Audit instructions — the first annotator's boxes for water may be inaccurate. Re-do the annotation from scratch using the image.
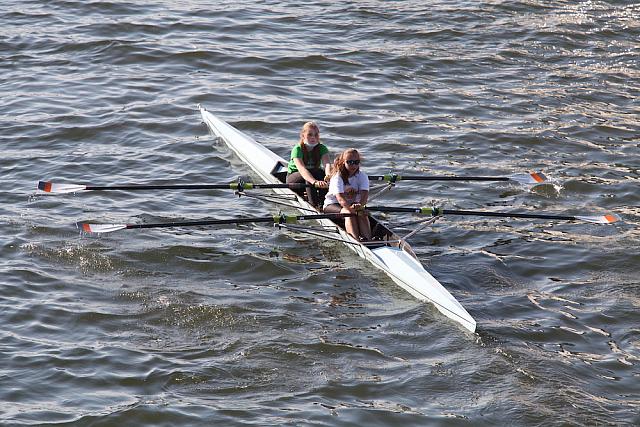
[2,1,639,425]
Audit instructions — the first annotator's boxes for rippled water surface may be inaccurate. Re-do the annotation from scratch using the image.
[2,1,640,425]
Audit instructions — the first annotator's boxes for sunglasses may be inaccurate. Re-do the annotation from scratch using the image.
[346,159,360,165]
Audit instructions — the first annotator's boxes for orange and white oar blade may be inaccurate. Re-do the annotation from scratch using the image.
[509,171,547,185]
[78,223,127,233]
[575,213,620,224]
[38,181,87,193]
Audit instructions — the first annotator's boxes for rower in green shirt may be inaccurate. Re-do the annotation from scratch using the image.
[286,121,332,208]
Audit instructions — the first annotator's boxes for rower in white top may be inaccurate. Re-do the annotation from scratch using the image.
[323,148,372,242]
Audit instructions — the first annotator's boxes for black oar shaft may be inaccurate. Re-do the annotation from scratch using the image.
[367,206,577,221]
[441,209,576,221]
[85,183,307,191]
[367,206,422,213]
[369,175,510,182]
[125,216,276,229]
[414,176,510,181]
[123,212,358,230]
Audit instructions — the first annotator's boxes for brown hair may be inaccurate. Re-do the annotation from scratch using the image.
[331,148,361,184]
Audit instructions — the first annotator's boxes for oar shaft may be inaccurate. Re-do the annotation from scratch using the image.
[366,206,616,223]
[124,212,358,229]
[367,206,423,213]
[371,206,575,220]
[84,183,307,191]
[125,216,277,229]
[369,175,510,182]
[440,209,576,221]
[38,181,309,193]
[368,172,546,184]
[80,212,360,233]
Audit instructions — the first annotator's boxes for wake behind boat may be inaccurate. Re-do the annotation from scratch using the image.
[198,105,477,333]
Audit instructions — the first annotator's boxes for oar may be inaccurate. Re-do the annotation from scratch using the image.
[368,171,547,185]
[366,206,620,224]
[78,212,358,234]
[37,181,308,194]
[40,171,546,194]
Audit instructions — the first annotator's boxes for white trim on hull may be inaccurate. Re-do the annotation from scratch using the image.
[199,105,476,333]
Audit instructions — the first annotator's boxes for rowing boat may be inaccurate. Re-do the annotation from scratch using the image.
[39,119,619,333]
[198,105,476,332]
[37,109,619,332]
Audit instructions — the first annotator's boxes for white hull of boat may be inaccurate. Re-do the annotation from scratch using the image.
[199,105,476,333]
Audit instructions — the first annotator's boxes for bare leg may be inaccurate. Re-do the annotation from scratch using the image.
[357,215,371,240]
[341,207,359,239]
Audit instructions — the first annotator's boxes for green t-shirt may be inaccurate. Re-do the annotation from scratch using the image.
[287,143,329,174]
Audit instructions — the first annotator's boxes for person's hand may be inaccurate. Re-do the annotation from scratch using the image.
[351,203,365,214]
[313,180,328,189]
[343,205,356,214]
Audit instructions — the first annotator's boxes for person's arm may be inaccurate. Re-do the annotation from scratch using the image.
[358,190,369,206]
[321,153,332,178]
[330,177,349,210]
[336,192,355,213]
[352,173,368,211]
[293,157,319,184]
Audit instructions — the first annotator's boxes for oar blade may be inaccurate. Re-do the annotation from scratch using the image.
[575,213,621,224]
[78,223,127,233]
[38,181,88,193]
[509,171,547,185]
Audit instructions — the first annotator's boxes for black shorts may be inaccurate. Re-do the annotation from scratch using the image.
[323,203,342,214]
